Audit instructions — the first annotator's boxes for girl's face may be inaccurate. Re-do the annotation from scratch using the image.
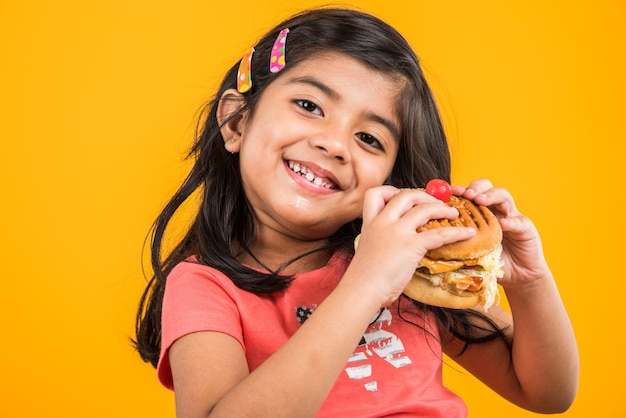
[235,52,403,245]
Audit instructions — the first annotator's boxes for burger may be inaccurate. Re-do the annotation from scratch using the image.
[354,194,504,311]
[406,195,504,310]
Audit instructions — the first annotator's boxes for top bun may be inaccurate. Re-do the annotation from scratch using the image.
[418,195,502,260]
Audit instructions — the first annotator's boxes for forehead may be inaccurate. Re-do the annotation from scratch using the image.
[271,51,406,126]
[279,51,406,92]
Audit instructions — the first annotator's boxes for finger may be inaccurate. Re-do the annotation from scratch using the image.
[500,214,536,238]
[473,187,520,218]
[418,225,478,252]
[456,178,494,199]
[362,185,401,224]
[364,188,441,227]
[399,200,462,232]
[451,185,467,196]
[381,188,441,218]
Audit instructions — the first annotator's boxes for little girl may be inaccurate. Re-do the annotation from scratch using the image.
[134,8,578,417]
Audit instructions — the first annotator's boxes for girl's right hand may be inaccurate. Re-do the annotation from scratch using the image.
[348,185,477,307]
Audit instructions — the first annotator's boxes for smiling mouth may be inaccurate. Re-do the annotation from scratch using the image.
[287,161,337,189]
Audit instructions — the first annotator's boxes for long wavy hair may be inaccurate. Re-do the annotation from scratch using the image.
[134,7,507,368]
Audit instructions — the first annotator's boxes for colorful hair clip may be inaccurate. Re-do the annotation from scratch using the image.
[237,47,255,93]
[269,28,289,73]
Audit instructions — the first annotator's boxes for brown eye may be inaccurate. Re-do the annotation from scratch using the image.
[295,99,323,116]
[357,132,383,150]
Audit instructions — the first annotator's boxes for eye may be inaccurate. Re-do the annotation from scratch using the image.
[357,132,384,151]
[295,99,323,116]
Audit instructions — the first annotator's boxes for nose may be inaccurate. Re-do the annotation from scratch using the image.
[309,131,350,163]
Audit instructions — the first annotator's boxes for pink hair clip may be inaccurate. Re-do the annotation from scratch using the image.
[269,29,289,73]
[237,47,255,93]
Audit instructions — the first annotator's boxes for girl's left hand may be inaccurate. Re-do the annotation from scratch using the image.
[452,179,550,288]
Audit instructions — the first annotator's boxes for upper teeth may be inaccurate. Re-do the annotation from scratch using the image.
[288,161,335,189]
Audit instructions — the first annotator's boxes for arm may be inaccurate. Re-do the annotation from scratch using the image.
[170,279,382,417]
[169,187,476,417]
[442,180,579,413]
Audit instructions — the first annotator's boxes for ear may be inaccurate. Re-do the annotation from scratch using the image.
[217,88,247,153]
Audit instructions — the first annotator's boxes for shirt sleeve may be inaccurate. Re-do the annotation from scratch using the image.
[156,261,243,389]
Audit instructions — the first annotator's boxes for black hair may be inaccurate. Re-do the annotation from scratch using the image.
[133,7,508,368]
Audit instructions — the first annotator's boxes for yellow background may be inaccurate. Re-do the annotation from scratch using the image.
[1,0,624,416]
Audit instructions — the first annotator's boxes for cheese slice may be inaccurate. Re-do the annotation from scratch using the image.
[418,246,502,275]
[418,257,466,274]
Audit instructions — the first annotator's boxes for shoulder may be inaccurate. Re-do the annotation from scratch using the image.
[167,257,227,282]
[165,258,239,296]
[161,259,243,332]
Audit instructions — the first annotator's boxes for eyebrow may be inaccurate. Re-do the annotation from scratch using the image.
[288,76,401,140]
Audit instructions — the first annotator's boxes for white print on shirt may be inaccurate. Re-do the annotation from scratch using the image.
[293,305,412,392]
[345,308,412,391]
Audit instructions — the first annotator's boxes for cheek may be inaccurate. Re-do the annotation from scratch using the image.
[381,151,399,185]
[361,158,397,187]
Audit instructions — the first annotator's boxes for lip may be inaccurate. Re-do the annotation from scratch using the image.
[284,159,341,194]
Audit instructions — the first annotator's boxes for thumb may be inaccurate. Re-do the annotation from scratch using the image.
[500,215,537,241]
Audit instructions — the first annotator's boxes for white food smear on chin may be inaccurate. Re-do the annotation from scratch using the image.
[292,196,306,209]
[289,195,314,209]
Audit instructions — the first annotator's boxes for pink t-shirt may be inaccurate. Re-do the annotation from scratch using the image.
[158,252,467,417]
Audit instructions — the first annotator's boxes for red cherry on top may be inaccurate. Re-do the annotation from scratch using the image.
[425,179,452,202]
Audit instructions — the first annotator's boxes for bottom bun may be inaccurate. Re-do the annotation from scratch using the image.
[403,273,481,310]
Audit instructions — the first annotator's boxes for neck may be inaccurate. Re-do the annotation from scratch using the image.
[235,235,333,274]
